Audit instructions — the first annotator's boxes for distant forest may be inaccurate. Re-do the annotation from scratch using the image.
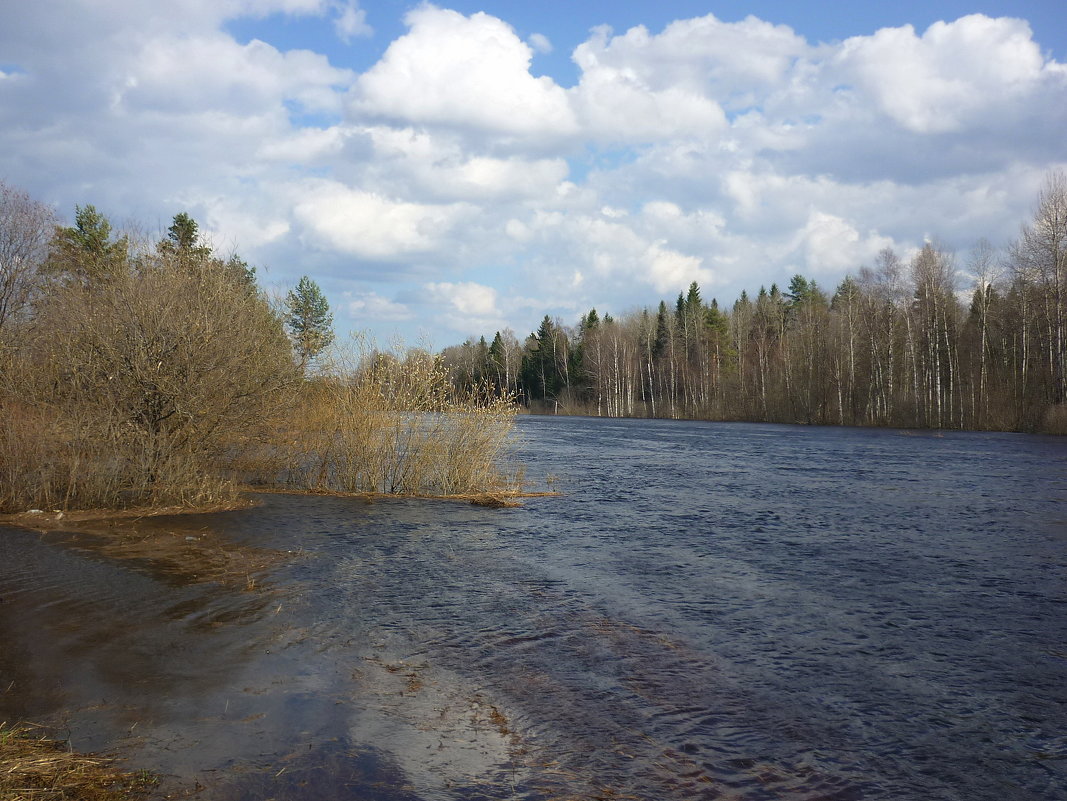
[442,172,1067,434]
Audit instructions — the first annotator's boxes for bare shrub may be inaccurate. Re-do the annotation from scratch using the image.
[0,252,299,512]
[270,343,521,496]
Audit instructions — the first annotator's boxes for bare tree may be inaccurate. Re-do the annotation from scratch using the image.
[1012,170,1067,405]
[0,181,55,336]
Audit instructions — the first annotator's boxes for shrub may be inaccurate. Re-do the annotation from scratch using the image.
[266,345,521,496]
[0,253,298,512]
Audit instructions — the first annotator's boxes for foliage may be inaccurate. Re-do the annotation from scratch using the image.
[157,211,213,264]
[45,204,128,286]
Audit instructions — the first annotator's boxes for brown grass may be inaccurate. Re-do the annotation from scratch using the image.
[0,723,156,801]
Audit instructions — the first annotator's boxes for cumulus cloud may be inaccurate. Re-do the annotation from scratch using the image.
[292,180,473,260]
[331,0,372,42]
[572,15,806,110]
[528,33,552,54]
[345,290,412,321]
[831,15,1052,134]
[791,211,894,275]
[352,6,577,140]
[423,281,507,333]
[0,4,1064,345]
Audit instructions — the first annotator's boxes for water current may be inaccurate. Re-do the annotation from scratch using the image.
[1,417,1065,800]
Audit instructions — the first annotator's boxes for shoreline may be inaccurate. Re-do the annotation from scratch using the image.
[0,486,559,533]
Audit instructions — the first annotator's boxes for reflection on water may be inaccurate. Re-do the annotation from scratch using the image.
[1,417,1066,800]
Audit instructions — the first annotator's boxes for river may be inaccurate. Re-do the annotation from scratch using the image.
[1,417,1065,800]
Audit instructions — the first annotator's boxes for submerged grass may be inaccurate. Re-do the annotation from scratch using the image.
[0,723,156,801]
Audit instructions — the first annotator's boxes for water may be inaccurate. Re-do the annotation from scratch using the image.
[1,417,1065,800]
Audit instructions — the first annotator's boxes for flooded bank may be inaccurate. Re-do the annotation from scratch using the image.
[2,417,1066,800]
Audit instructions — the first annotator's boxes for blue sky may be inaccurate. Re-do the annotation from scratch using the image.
[2,1,1066,349]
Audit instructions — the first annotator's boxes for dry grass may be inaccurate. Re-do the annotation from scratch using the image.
[0,723,156,801]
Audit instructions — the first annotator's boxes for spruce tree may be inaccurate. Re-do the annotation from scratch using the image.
[158,212,212,264]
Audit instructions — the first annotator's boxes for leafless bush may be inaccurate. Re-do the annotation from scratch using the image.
[268,343,521,496]
[0,251,299,512]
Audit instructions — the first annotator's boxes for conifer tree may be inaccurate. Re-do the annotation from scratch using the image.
[284,275,334,365]
[158,212,212,264]
[47,204,128,285]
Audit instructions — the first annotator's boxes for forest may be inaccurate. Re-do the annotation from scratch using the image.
[443,172,1067,434]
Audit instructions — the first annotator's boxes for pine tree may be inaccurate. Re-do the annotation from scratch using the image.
[158,212,212,264]
[284,275,334,365]
[47,204,128,285]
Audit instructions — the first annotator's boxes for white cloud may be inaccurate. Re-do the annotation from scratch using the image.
[572,15,806,103]
[423,281,507,333]
[352,6,577,140]
[345,290,412,321]
[292,180,473,260]
[425,281,499,317]
[116,35,352,116]
[528,33,552,54]
[332,0,372,42]
[0,4,1064,347]
[257,126,348,162]
[792,211,894,275]
[831,15,1054,134]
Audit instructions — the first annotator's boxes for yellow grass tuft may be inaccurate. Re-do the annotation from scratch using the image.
[0,723,156,801]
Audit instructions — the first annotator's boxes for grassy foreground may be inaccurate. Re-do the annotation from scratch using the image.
[0,724,157,801]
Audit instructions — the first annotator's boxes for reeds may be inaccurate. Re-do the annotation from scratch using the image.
[257,345,522,497]
[0,723,155,800]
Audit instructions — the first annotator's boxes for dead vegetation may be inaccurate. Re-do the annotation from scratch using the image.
[0,723,156,801]
[0,242,298,514]
[0,195,525,517]
[241,343,523,499]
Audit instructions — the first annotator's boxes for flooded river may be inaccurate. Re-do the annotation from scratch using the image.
[1,417,1066,800]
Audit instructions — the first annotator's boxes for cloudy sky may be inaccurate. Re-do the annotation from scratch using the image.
[2,1,1065,347]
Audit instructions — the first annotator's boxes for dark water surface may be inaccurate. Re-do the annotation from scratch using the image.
[2,418,1066,800]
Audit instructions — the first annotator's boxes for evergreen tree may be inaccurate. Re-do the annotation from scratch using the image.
[653,300,670,358]
[487,331,506,390]
[685,281,702,311]
[222,253,257,292]
[47,204,128,285]
[284,275,334,364]
[522,315,565,402]
[582,308,600,331]
[158,212,212,264]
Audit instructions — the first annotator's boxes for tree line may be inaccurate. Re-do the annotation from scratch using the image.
[443,172,1067,433]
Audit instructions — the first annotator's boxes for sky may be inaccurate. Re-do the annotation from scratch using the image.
[2,1,1066,349]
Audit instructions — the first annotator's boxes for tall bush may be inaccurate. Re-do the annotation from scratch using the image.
[271,345,520,496]
[0,250,298,512]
